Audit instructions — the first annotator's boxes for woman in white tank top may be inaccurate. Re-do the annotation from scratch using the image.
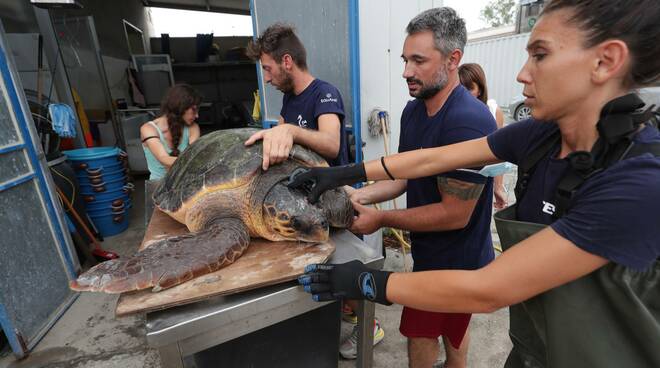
[459,63,507,209]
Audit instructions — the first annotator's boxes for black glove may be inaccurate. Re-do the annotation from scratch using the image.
[298,260,392,305]
[287,163,366,203]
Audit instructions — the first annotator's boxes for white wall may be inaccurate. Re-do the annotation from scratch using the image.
[358,0,442,208]
[359,0,444,160]
[360,0,443,207]
[462,33,530,113]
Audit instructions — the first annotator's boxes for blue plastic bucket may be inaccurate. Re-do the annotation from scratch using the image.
[79,176,129,194]
[89,208,130,237]
[75,163,126,179]
[76,167,128,185]
[64,147,127,171]
[64,147,119,160]
[85,197,132,212]
[81,183,133,203]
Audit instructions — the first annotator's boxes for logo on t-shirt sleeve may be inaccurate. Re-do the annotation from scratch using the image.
[320,92,338,103]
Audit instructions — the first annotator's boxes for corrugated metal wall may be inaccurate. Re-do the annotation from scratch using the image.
[463,32,530,112]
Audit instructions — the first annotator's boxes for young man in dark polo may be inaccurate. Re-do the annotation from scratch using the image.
[245,23,384,359]
[245,23,349,169]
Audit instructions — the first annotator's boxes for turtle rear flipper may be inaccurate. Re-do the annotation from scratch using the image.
[69,219,249,293]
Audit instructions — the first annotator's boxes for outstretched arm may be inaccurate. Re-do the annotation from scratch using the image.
[300,227,608,312]
[289,136,499,203]
[386,227,608,313]
[346,180,407,205]
[366,136,498,181]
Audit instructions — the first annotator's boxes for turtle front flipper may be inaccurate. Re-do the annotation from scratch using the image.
[70,219,249,293]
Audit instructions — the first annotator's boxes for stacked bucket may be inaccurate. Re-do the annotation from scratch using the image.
[63,147,133,237]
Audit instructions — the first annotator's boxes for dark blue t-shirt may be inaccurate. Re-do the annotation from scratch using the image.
[280,79,350,166]
[488,118,660,271]
[399,85,497,271]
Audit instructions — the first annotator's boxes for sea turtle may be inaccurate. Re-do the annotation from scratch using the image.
[70,128,353,293]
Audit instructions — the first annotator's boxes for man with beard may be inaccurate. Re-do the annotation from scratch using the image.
[245,23,349,170]
[345,8,496,368]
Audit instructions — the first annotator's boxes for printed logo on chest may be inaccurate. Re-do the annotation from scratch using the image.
[541,201,556,215]
[297,114,308,128]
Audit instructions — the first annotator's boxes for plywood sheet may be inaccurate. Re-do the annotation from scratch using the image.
[115,209,334,316]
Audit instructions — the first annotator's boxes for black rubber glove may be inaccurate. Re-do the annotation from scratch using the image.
[298,260,392,305]
[287,163,366,203]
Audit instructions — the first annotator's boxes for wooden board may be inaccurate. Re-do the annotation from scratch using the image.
[115,209,334,316]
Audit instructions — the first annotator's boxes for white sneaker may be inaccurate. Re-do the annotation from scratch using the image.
[339,319,385,359]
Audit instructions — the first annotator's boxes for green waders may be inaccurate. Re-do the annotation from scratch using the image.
[494,205,660,368]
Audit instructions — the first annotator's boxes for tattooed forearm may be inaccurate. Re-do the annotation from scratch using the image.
[437,177,484,200]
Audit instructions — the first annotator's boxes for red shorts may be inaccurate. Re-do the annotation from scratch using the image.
[399,306,472,349]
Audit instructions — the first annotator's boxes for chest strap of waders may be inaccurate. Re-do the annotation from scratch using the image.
[515,94,660,219]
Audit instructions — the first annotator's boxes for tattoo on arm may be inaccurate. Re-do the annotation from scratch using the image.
[437,177,485,201]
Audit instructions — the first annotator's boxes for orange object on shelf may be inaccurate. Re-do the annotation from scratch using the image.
[71,88,95,147]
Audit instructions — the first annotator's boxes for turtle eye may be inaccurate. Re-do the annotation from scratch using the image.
[291,217,302,230]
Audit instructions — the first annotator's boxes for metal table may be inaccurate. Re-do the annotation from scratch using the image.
[146,230,384,368]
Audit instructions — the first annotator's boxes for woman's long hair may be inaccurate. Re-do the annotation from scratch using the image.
[160,84,202,156]
[458,63,488,104]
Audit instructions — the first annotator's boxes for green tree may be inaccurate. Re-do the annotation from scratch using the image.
[480,0,517,27]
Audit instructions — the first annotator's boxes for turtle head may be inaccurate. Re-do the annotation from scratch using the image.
[317,188,353,228]
[262,182,329,242]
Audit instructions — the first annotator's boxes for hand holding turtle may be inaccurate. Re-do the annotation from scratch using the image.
[245,124,295,170]
[287,163,367,203]
[349,201,384,235]
[298,260,392,305]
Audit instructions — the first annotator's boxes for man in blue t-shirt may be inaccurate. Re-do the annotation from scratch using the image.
[347,8,496,368]
[245,22,366,358]
[245,23,349,169]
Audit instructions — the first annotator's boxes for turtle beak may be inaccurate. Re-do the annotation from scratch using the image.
[291,216,329,242]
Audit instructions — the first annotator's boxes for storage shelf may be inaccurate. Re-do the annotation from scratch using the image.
[172,61,255,68]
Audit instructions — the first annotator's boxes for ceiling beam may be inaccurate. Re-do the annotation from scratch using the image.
[143,1,249,15]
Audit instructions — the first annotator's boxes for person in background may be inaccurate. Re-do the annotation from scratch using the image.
[140,83,201,180]
[293,1,660,367]
[459,63,508,209]
[244,23,375,360]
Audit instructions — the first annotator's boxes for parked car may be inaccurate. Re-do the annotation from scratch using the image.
[507,85,660,121]
[507,95,532,121]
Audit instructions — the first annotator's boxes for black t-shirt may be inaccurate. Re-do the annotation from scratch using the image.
[280,79,350,166]
[399,85,497,271]
[488,119,660,270]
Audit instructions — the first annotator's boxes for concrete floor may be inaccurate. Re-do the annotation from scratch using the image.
[1,175,514,368]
